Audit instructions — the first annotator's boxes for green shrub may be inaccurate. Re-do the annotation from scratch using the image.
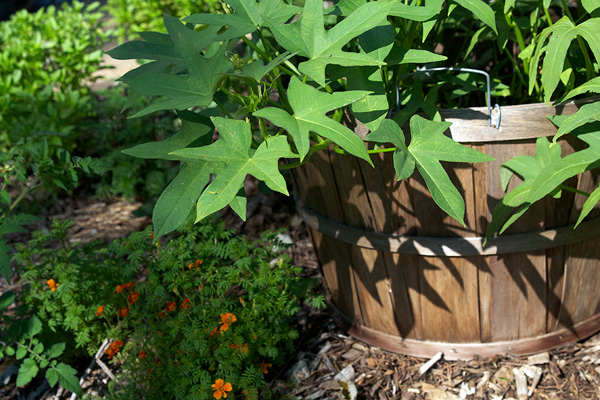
[0,0,110,150]
[106,222,322,400]
[104,0,222,42]
[2,219,321,398]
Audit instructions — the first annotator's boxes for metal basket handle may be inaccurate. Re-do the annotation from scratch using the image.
[395,67,501,129]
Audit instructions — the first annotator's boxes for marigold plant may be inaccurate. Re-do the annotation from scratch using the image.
[107,220,323,399]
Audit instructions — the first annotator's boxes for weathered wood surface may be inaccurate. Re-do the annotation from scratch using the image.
[293,99,600,358]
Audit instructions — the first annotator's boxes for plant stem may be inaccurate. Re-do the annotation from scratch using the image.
[279,140,332,170]
[213,98,234,119]
[258,118,269,140]
[558,184,590,197]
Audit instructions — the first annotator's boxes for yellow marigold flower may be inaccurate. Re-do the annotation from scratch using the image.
[46,279,59,291]
[211,379,232,399]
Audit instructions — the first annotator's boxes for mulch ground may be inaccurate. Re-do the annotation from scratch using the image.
[2,179,600,399]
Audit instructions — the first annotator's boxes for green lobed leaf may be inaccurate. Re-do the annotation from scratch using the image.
[16,347,27,360]
[575,185,600,227]
[387,0,444,21]
[451,0,497,34]
[553,102,600,143]
[385,48,448,66]
[121,15,232,116]
[16,358,39,387]
[367,117,493,224]
[254,76,372,163]
[538,17,600,103]
[526,128,600,205]
[266,0,393,86]
[24,316,43,338]
[225,52,295,83]
[123,111,214,160]
[152,161,216,240]
[185,0,300,39]
[170,118,297,222]
[557,77,600,103]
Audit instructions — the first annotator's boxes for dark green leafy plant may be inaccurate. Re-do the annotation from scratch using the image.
[106,221,322,399]
[0,138,106,280]
[104,0,222,42]
[0,0,110,150]
[107,0,599,241]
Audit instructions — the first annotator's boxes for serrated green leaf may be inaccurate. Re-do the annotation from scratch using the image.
[170,118,297,222]
[267,0,392,85]
[123,111,213,160]
[47,343,66,359]
[367,117,493,224]
[452,0,497,34]
[554,102,600,142]
[16,358,38,387]
[46,368,59,387]
[153,161,215,240]
[254,76,372,163]
[54,363,83,396]
[25,316,43,338]
[32,342,44,354]
[575,185,600,227]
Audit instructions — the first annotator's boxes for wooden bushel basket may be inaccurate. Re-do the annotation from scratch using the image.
[292,99,600,360]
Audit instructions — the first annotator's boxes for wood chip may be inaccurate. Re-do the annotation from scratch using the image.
[419,352,443,377]
[527,352,550,365]
[513,367,528,400]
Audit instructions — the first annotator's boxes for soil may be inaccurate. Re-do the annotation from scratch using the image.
[2,179,600,399]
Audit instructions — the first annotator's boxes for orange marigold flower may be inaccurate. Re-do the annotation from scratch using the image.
[114,284,125,294]
[95,305,105,316]
[157,311,166,319]
[46,279,59,291]
[118,307,129,317]
[105,340,124,359]
[229,343,249,353]
[219,312,237,332]
[188,259,203,270]
[259,362,272,374]
[149,232,154,239]
[166,301,177,313]
[127,291,140,305]
[180,298,192,310]
[138,350,147,359]
[208,326,219,338]
[124,282,135,290]
[211,379,232,399]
